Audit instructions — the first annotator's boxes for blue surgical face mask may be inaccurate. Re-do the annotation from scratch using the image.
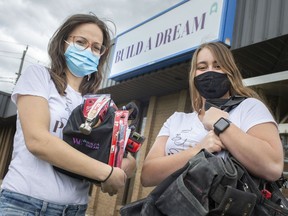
[64,44,99,77]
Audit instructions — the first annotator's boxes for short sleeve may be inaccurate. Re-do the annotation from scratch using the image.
[231,98,277,133]
[11,64,51,104]
[157,112,177,137]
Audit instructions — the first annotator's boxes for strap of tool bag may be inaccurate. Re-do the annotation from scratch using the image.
[205,95,247,112]
[231,156,288,215]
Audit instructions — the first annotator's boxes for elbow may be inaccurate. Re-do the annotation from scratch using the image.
[140,170,148,187]
[141,161,163,187]
[140,175,150,187]
[263,162,284,182]
[140,165,152,187]
[25,139,42,156]
[141,176,152,188]
[24,134,48,157]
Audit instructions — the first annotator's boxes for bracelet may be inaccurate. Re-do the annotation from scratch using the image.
[102,166,113,183]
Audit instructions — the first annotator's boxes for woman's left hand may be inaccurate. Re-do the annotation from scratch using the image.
[202,107,229,131]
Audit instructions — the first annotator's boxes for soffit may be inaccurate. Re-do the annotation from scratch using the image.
[99,35,288,104]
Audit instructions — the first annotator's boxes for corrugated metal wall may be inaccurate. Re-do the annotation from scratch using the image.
[0,91,16,119]
[0,123,15,179]
[232,0,288,49]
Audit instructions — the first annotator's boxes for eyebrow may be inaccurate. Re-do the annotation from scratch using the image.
[197,60,218,65]
[196,61,207,65]
[76,35,102,45]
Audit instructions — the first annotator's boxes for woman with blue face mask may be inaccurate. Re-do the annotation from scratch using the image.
[0,14,136,215]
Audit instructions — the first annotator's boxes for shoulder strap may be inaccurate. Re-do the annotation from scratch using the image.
[220,95,247,112]
[204,95,247,112]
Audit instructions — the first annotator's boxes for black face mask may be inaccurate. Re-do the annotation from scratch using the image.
[194,71,231,99]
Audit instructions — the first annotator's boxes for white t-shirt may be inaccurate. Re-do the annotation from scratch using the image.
[1,64,90,204]
[158,98,277,157]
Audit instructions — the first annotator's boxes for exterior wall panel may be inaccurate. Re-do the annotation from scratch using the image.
[232,0,288,49]
[0,123,15,179]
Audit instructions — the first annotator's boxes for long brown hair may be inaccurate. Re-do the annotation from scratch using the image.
[189,42,261,112]
[48,14,113,96]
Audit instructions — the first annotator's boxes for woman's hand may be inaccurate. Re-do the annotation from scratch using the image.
[202,107,229,131]
[196,130,226,153]
[100,167,127,196]
[121,153,137,178]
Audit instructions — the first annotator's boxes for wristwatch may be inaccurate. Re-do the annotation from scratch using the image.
[213,117,231,136]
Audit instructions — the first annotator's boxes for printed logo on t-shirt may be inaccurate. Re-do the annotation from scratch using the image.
[167,128,196,155]
[53,117,67,133]
[51,95,73,134]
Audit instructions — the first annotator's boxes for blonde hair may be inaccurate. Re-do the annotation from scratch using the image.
[189,42,260,112]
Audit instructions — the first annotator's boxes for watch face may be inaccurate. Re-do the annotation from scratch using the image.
[214,117,231,136]
[216,118,230,131]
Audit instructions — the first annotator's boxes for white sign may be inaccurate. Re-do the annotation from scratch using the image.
[109,0,236,81]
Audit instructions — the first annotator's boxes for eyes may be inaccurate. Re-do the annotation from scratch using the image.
[196,63,222,71]
[68,36,106,56]
[74,37,104,55]
[75,38,101,52]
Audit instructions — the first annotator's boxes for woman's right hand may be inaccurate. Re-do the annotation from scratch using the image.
[196,130,225,153]
[100,167,127,196]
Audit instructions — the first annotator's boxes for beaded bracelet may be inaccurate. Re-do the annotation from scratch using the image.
[102,166,114,183]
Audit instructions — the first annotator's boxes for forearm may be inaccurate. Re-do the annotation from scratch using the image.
[141,145,202,187]
[219,123,283,181]
[26,131,112,182]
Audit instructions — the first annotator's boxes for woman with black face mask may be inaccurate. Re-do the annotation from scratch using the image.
[141,42,283,188]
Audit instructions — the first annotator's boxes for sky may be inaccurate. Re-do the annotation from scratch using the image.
[0,0,183,93]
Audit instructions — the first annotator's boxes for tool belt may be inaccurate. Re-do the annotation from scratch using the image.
[121,149,288,216]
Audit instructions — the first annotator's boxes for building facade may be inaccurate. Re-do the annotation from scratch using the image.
[1,0,288,215]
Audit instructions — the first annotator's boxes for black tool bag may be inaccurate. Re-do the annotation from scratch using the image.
[120,149,288,216]
[54,100,139,184]
[120,160,191,216]
[231,157,288,216]
[54,104,116,183]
